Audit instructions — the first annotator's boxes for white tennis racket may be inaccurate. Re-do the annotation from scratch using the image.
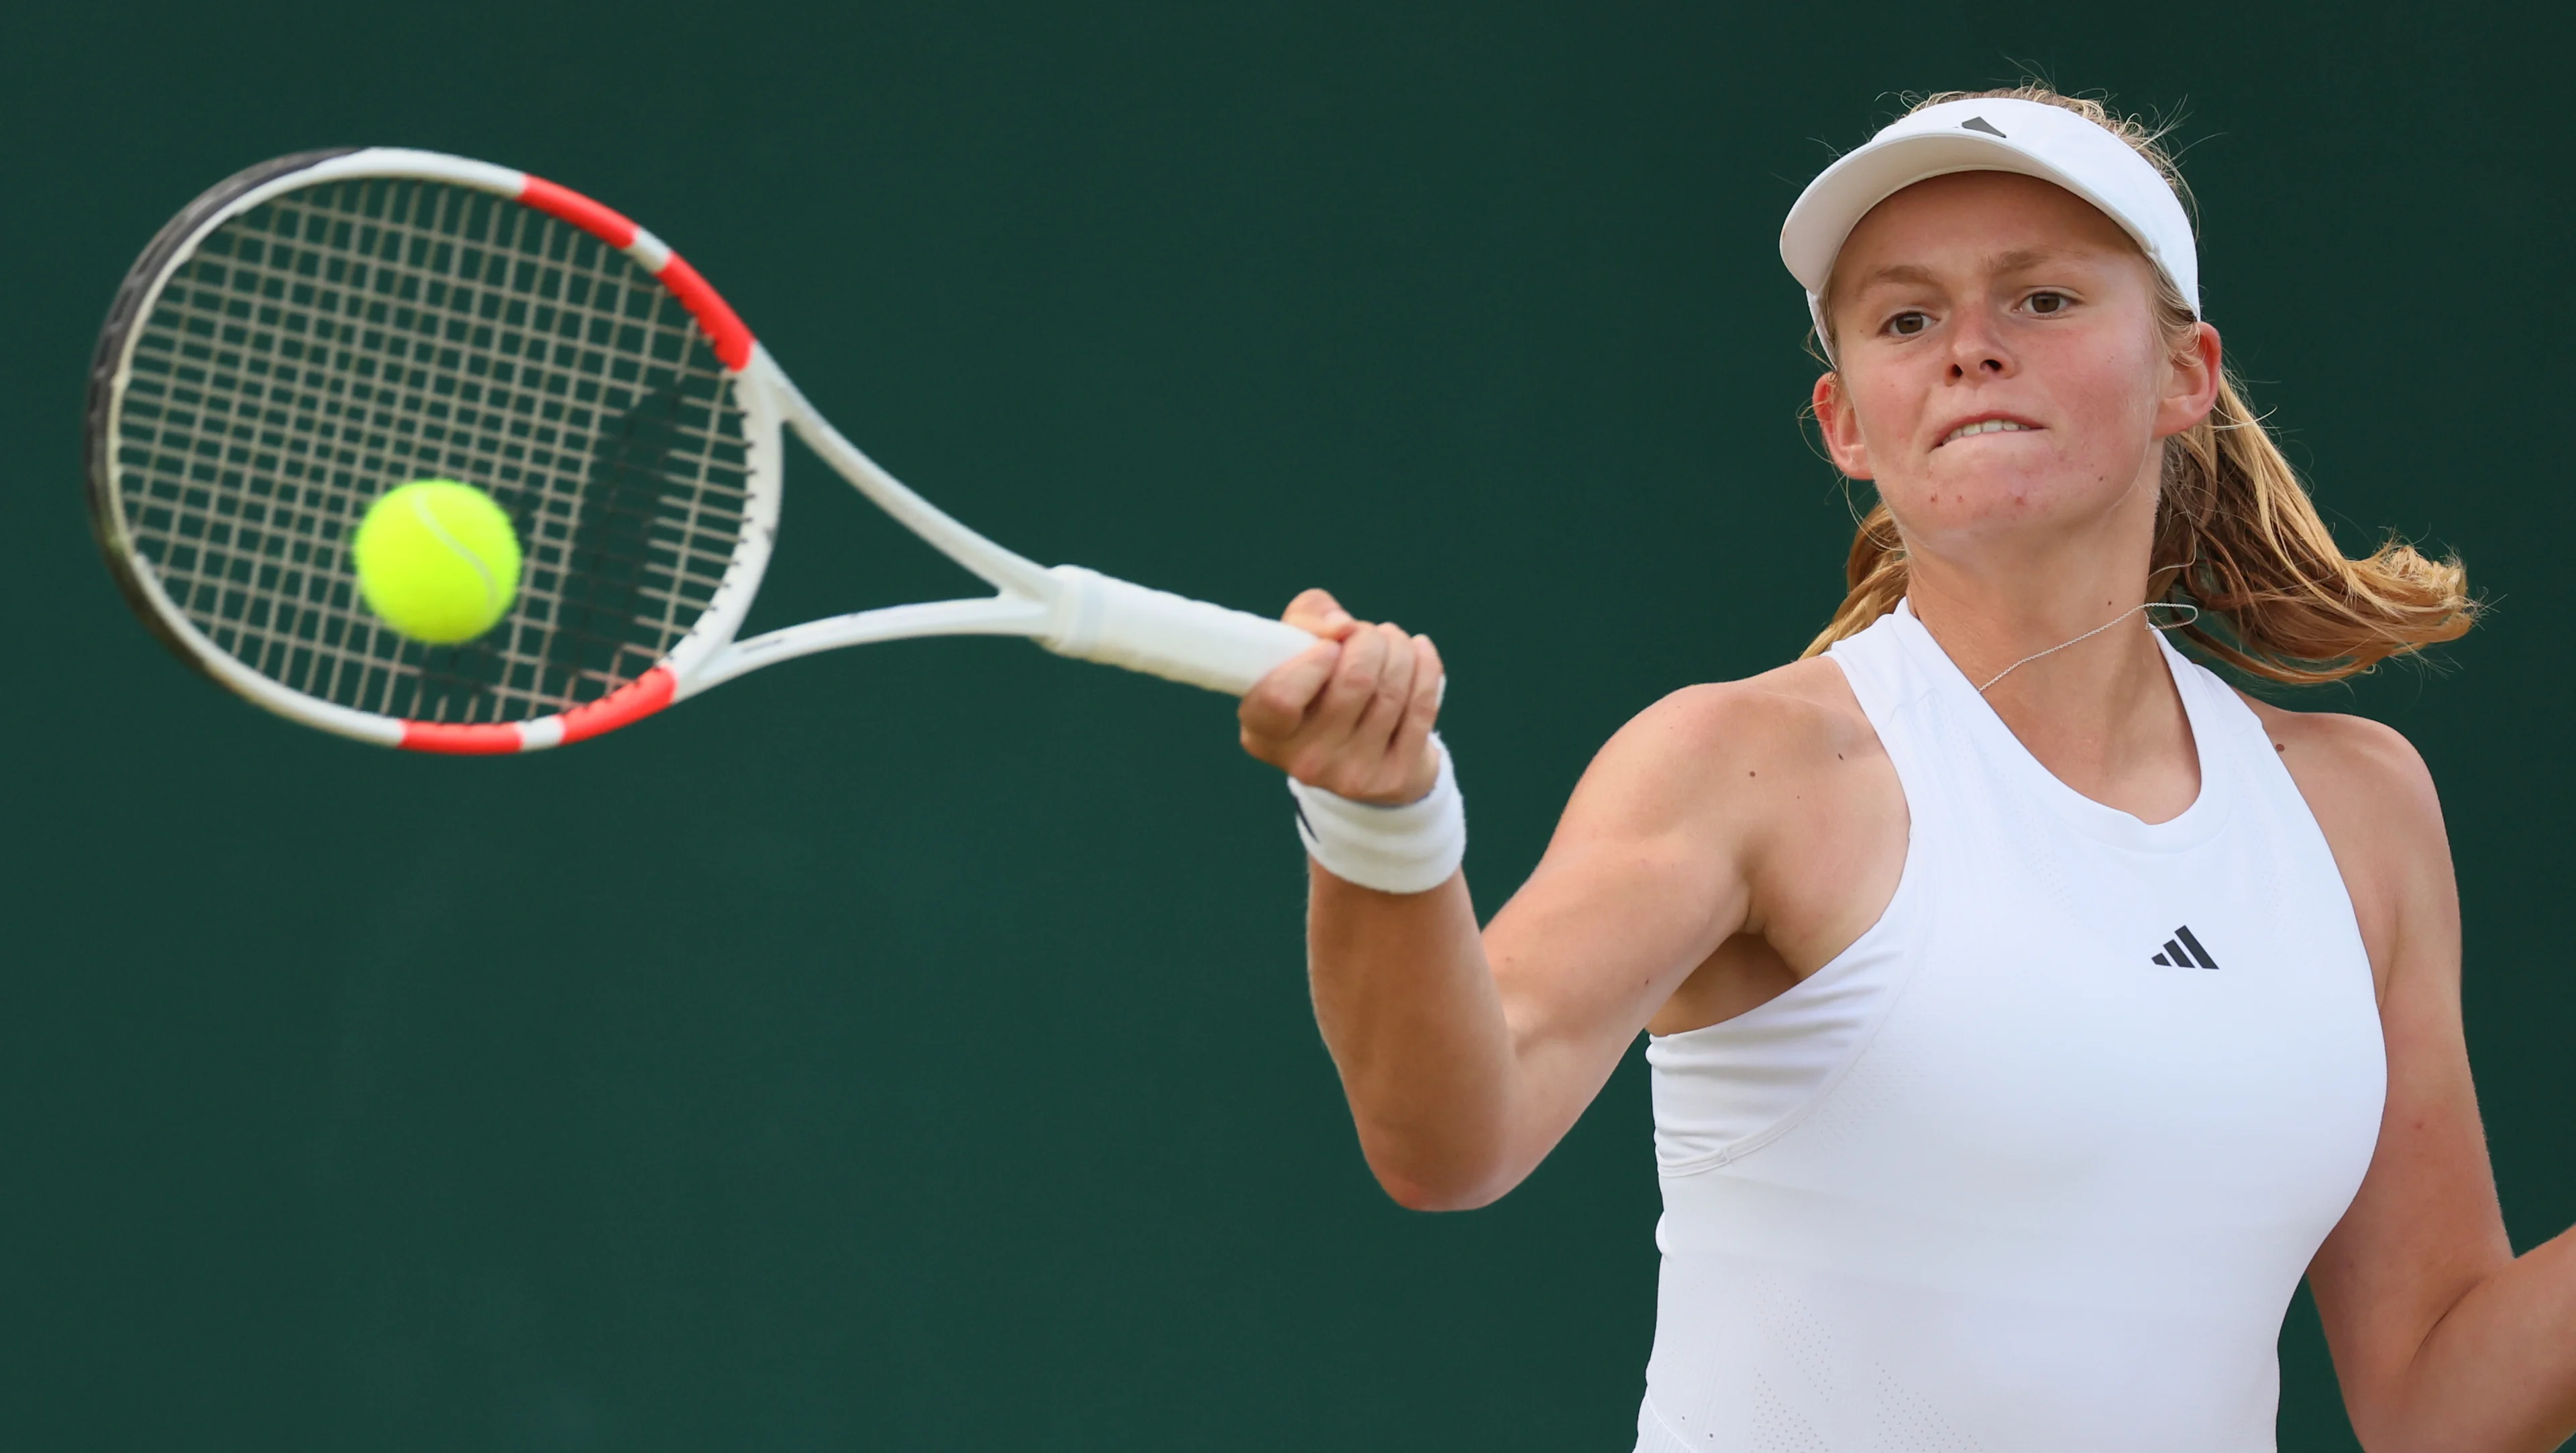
[86,148,1318,753]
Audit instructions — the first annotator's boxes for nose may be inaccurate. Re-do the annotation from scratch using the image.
[1946,307,2015,381]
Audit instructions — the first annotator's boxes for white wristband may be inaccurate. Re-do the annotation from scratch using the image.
[1287,734,1466,894]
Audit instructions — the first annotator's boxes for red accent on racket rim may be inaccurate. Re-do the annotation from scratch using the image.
[517,175,639,248]
[556,667,678,745]
[653,254,754,371]
[399,719,525,755]
[517,174,755,372]
[396,667,678,754]
[513,175,752,368]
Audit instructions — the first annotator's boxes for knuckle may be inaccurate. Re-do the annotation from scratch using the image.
[1376,657,1415,700]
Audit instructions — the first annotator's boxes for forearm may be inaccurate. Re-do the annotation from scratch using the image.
[2361,1229,2576,1452]
[1240,599,1736,1213]
[1305,865,1523,1210]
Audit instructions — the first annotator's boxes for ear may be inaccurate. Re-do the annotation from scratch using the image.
[1813,372,1874,479]
[2154,321,2223,438]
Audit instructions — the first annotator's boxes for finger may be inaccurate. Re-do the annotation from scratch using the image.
[1347,623,1419,763]
[1282,588,1359,640]
[1385,635,1444,800]
[1238,637,1342,747]
[1320,626,1413,798]
[1288,625,1391,779]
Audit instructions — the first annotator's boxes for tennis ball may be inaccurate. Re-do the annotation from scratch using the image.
[350,480,522,645]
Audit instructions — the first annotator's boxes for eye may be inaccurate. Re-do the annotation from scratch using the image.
[2026,291,2071,315]
[1885,310,1931,337]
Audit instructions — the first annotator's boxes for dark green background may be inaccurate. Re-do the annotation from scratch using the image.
[5,3,2567,1449]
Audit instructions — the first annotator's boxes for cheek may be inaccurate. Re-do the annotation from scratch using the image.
[1843,374,1923,453]
[2049,338,2168,442]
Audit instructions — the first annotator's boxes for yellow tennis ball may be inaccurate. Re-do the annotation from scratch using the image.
[351,480,522,645]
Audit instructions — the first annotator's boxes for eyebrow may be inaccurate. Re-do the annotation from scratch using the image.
[1849,246,2096,292]
[1854,262,1940,290]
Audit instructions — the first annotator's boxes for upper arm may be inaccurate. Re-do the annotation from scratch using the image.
[1482,686,1764,1057]
[2263,705,2510,1433]
[1477,665,1887,1137]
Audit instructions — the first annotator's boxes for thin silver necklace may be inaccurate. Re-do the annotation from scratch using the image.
[1975,602,2200,694]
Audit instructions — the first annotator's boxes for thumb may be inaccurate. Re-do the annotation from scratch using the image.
[1283,588,1359,640]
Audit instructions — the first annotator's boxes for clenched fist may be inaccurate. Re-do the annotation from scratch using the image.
[1237,588,1444,805]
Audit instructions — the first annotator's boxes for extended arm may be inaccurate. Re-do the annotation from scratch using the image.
[1239,592,1803,1211]
[1299,735,1755,1209]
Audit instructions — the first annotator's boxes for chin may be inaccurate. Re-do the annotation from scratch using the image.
[1887,468,2137,544]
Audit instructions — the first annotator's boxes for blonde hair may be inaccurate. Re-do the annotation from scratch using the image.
[1800,85,2475,684]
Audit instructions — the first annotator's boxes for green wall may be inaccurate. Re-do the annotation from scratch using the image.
[5,4,2567,1449]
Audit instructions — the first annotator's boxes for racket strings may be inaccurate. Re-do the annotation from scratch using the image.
[113,176,753,724]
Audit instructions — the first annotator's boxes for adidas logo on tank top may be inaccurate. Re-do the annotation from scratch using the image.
[2151,925,2221,969]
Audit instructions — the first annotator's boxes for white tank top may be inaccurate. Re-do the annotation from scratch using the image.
[1633,602,2385,1453]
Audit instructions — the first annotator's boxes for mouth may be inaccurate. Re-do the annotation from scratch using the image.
[1936,417,2042,447]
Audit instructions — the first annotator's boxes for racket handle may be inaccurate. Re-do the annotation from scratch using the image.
[1042,566,1318,696]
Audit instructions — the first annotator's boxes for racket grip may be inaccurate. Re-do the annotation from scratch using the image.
[1042,566,1318,696]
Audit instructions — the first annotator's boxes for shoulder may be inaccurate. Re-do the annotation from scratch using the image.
[2238,692,2454,991]
[1565,656,1885,837]
[1605,656,1877,778]
[2239,693,2443,832]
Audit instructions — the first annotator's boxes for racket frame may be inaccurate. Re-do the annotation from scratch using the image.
[89,148,1313,754]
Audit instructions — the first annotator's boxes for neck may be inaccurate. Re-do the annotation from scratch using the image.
[1902,549,2199,822]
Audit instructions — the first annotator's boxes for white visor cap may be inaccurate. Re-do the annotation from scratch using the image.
[1781,97,2199,362]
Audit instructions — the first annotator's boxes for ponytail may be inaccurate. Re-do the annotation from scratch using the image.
[2141,355,2474,684]
[1805,500,1909,660]
[1799,86,2476,682]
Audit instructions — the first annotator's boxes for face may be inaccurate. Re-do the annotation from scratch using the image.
[1812,171,2218,571]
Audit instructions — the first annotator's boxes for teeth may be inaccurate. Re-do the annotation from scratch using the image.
[1943,419,2035,443]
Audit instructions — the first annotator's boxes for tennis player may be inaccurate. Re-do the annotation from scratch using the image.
[1237,87,2569,1450]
